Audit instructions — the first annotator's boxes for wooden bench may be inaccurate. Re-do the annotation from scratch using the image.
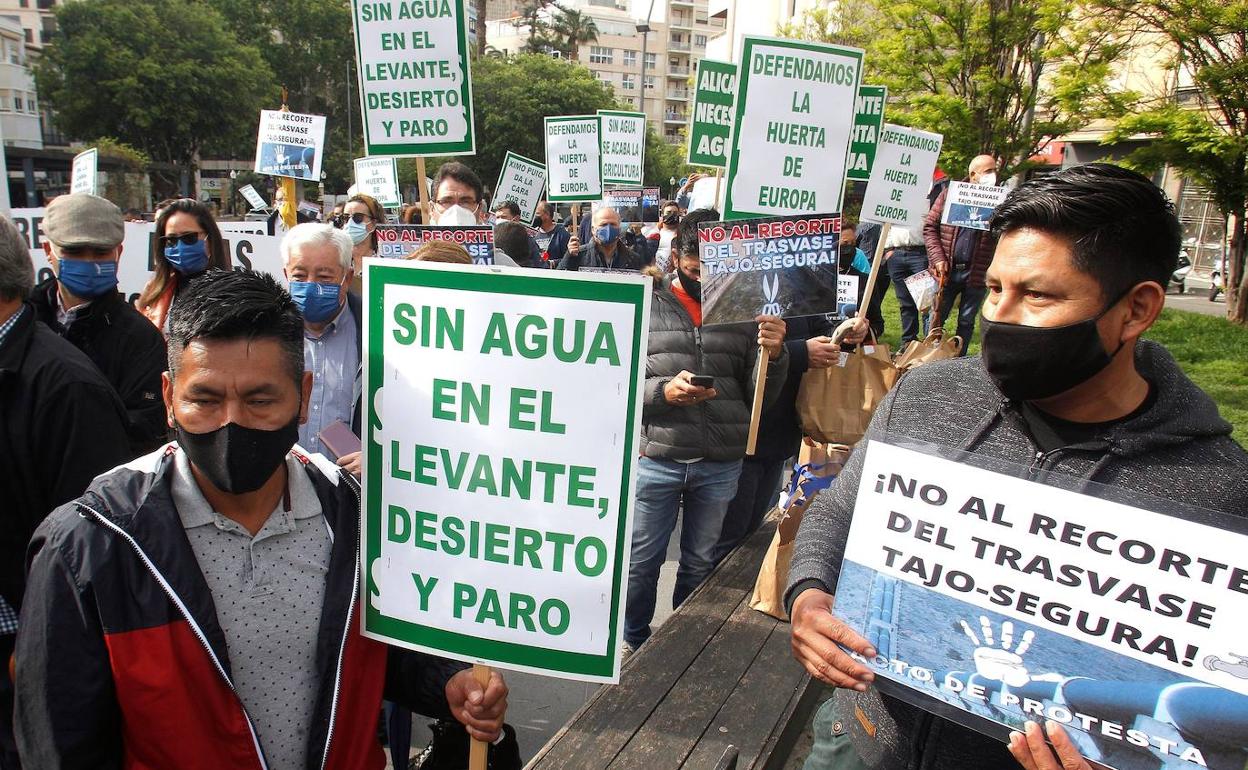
[526,522,821,769]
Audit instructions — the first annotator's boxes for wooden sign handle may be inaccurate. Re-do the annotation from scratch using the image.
[858,222,892,320]
[745,343,768,456]
[417,157,432,223]
[468,664,492,770]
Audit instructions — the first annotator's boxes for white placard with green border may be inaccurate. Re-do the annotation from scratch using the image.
[686,59,736,168]
[597,110,646,186]
[847,84,887,181]
[493,152,547,222]
[71,148,98,196]
[361,260,651,682]
[544,115,603,203]
[723,36,863,220]
[350,0,475,156]
[860,123,943,230]
[354,156,402,208]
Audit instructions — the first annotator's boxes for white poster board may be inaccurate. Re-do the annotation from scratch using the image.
[597,110,646,186]
[354,156,402,208]
[941,181,1010,231]
[544,116,603,203]
[860,123,943,230]
[493,152,547,222]
[239,184,268,211]
[71,148,98,196]
[254,110,327,182]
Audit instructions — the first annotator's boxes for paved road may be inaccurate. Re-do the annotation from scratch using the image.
[1164,288,1228,318]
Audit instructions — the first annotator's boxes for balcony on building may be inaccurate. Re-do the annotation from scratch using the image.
[666,87,689,100]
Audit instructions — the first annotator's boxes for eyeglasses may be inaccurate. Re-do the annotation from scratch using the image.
[159,232,203,247]
[331,212,374,228]
[434,196,479,209]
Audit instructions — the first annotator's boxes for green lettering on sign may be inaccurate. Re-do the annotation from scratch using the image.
[847,85,888,181]
[687,59,737,168]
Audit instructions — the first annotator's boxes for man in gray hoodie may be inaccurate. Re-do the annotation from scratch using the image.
[786,163,1248,770]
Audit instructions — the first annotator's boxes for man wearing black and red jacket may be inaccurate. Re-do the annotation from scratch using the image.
[14,269,509,770]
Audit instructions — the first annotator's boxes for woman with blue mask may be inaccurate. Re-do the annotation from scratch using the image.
[138,198,229,333]
[334,193,385,293]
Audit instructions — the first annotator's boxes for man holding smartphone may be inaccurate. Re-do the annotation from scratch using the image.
[623,208,789,654]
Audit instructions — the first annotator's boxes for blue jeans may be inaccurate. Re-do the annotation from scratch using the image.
[886,248,929,344]
[936,266,986,354]
[624,456,743,647]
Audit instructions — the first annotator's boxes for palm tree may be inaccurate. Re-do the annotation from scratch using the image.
[550,7,598,62]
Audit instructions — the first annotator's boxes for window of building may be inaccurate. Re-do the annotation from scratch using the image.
[13,95,21,111]
[622,73,636,90]
[589,46,613,64]
[26,98,35,112]
[695,34,707,47]
[644,75,655,91]
[23,29,31,44]
[1177,179,1227,275]
[645,52,657,70]
[623,49,637,67]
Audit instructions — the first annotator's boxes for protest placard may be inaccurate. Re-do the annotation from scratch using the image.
[859,123,943,230]
[12,208,286,302]
[354,156,402,208]
[687,59,736,168]
[594,187,660,223]
[71,148,98,196]
[350,0,475,156]
[376,223,494,265]
[239,184,268,211]
[598,110,646,186]
[834,440,1248,770]
[941,181,1010,231]
[493,152,547,222]
[361,260,650,681]
[846,85,887,181]
[254,109,327,182]
[545,116,603,203]
[723,36,863,220]
[697,213,859,326]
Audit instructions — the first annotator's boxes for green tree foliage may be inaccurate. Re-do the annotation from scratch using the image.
[781,0,1131,179]
[1096,0,1248,323]
[547,8,599,61]
[34,0,275,173]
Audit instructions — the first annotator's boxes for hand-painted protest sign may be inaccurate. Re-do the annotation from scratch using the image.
[254,110,326,182]
[239,184,268,211]
[860,123,943,230]
[594,187,660,223]
[687,59,736,168]
[361,260,651,681]
[376,223,494,265]
[847,85,887,181]
[698,213,862,325]
[12,208,286,302]
[350,0,475,156]
[71,148,98,196]
[545,116,603,203]
[598,110,646,186]
[354,156,402,208]
[494,152,547,222]
[834,440,1248,770]
[723,36,863,220]
[941,181,1009,231]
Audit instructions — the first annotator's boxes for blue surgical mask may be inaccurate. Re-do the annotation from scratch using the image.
[58,257,118,299]
[346,218,371,245]
[595,224,621,245]
[289,280,343,323]
[163,238,209,275]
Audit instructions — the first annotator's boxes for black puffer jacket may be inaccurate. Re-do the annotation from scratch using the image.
[641,274,789,460]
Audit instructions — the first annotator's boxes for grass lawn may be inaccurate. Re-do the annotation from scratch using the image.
[870,290,1248,445]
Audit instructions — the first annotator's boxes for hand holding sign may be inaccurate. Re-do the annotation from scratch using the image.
[445,668,509,742]
[790,588,877,692]
[1010,721,1099,770]
[756,314,786,360]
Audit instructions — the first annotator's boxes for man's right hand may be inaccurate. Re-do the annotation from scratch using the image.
[932,259,948,279]
[663,370,716,406]
[806,336,840,369]
[568,234,580,256]
[790,588,878,691]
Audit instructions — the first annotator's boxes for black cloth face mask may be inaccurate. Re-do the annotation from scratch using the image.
[676,266,701,302]
[175,416,300,494]
[980,294,1128,402]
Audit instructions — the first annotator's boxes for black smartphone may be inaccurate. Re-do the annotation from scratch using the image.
[690,375,714,388]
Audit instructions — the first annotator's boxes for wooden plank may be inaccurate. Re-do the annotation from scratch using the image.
[757,675,824,770]
[527,524,776,769]
[679,623,809,769]
[605,565,779,767]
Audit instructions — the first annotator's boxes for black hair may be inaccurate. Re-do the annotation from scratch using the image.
[143,198,230,310]
[991,163,1181,301]
[432,161,484,203]
[494,221,534,267]
[493,200,521,218]
[168,269,304,386]
[674,207,719,259]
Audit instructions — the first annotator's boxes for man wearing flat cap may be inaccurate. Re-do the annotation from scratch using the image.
[29,194,168,454]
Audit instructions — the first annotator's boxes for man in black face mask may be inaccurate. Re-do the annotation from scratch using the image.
[16,269,512,769]
[785,163,1248,770]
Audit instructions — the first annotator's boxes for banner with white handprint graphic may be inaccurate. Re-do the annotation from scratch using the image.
[697,213,859,326]
[941,181,1009,231]
[833,440,1248,770]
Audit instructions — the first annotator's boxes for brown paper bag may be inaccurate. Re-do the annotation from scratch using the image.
[796,343,899,445]
[895,328,963,371]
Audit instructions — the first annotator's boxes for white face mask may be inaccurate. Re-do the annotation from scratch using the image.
[978,172,997,187]
[435,204,478,226]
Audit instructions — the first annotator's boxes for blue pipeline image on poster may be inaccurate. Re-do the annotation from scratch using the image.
[833,441,1248,770]
[258,142,317,181]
